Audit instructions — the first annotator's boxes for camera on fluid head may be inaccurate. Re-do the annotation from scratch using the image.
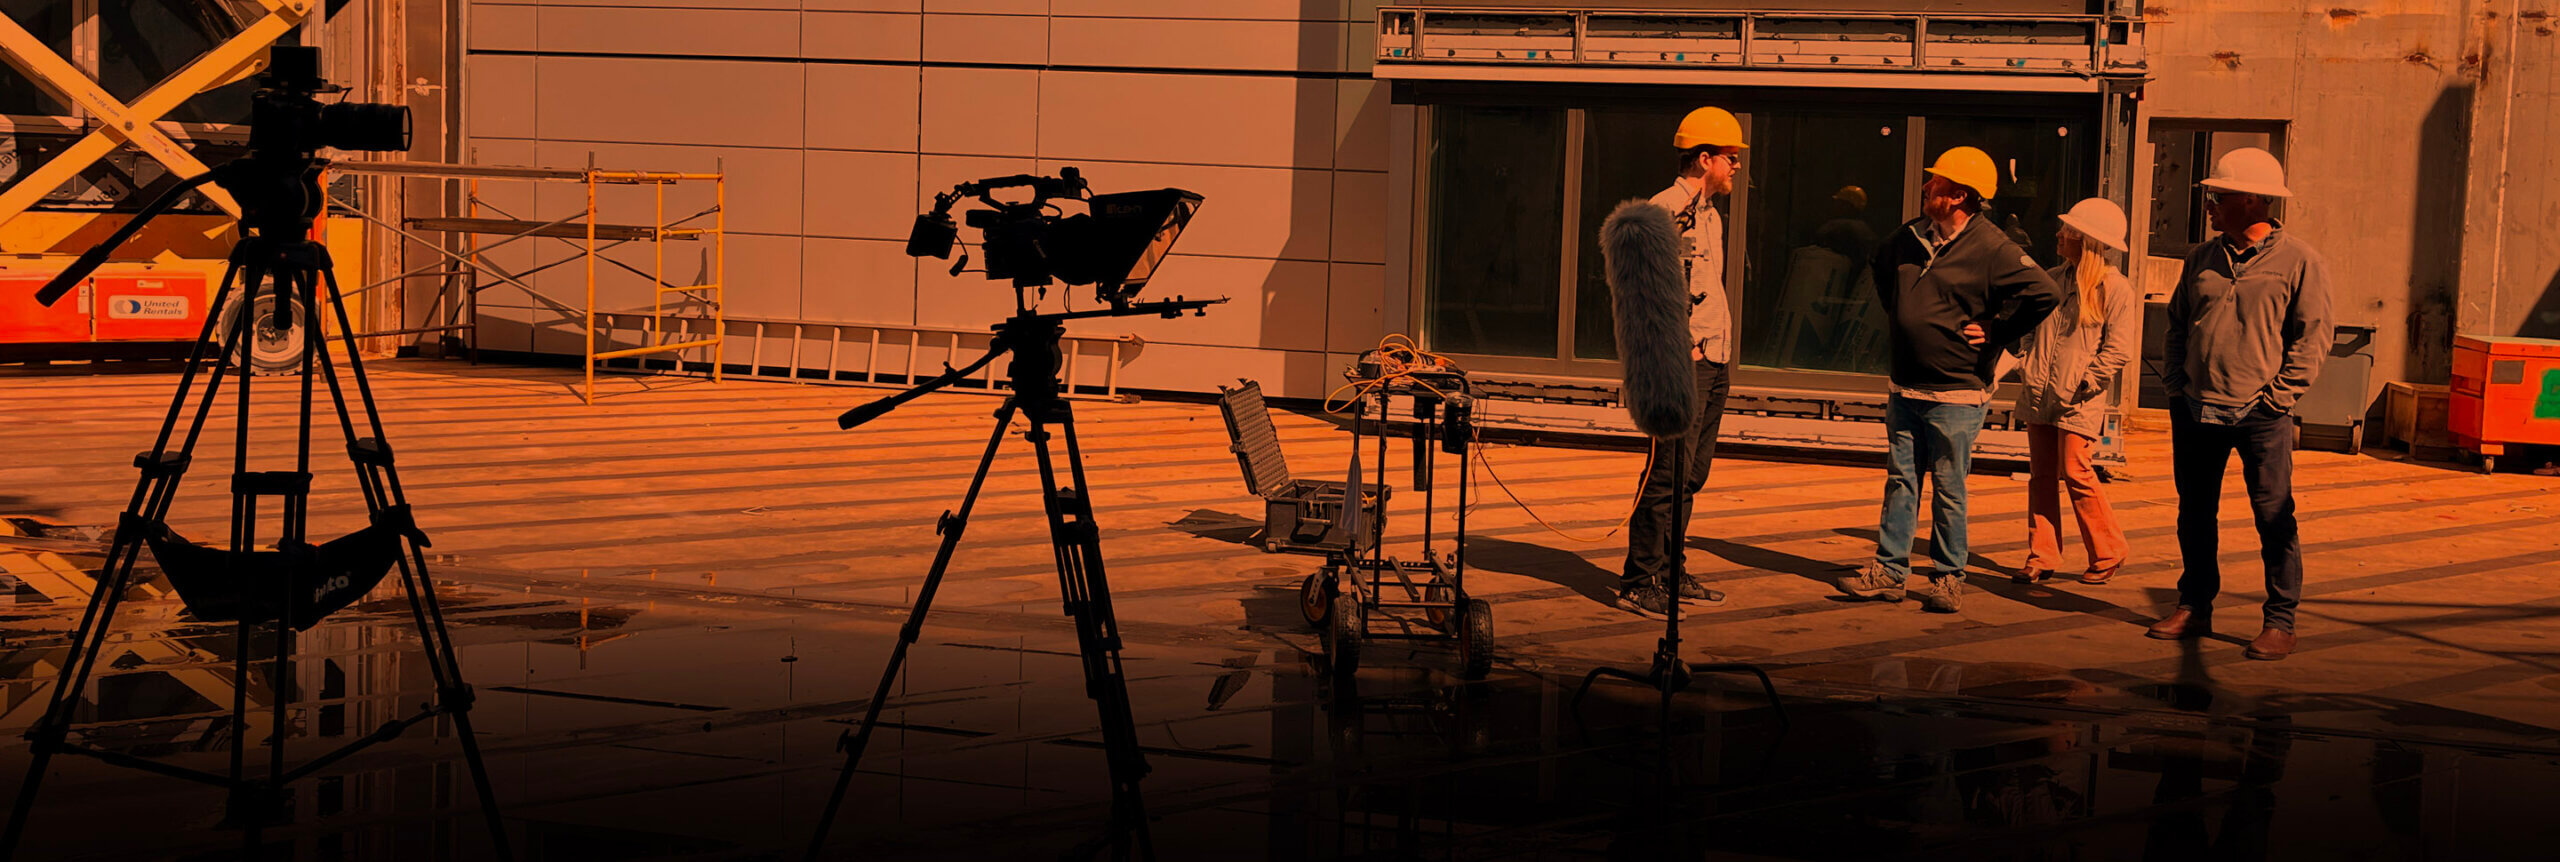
[248,45,411,161]
[227,44,410,238]
[906,166,1203,309]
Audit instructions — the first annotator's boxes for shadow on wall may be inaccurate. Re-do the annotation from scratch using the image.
[2406,83,2469,384]
[2524,264,2560,339]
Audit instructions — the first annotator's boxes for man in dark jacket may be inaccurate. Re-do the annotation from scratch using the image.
[1833,146,2062,613]
[2146,147,2330,661]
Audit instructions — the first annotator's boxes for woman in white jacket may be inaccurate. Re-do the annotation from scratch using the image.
[2012,199,2137,584]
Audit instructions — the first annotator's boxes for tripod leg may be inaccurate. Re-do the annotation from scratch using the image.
[1027,407,1154,861]
[805,401,1022,862]
[306,259,515,859]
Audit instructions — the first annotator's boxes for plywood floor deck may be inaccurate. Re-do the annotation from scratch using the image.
[5,359,2558,859]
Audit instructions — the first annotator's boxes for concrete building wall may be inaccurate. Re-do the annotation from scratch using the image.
[2460,0,2560,342]
[452,1,2560,413]
[2139,2,2475,390]
[459,1,1401,400]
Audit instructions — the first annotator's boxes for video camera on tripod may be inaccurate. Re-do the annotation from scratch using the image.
[4,46,512,859]
[905,166,1202,309]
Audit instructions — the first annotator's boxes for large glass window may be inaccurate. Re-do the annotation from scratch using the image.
[1425,106,1567,358]
[1418,96,2098,380]
[1925,116,2092,269]
[101,0,257,125]
[1739,113,1905,375]
[0,0,76,117]
[1572,106,1690,361]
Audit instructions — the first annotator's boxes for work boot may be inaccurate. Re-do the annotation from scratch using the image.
[1831,563,1906,602]
[2013,566,2054,585]
[1676,575,1727,607]
[2243,627,2297,661]
[1917,574,1963,614]
[2145,606,2211,640]
[2077,567,2118,586]
[1619,582,1685,621]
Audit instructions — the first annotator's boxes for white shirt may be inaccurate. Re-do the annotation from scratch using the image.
[1648,177,1731,365]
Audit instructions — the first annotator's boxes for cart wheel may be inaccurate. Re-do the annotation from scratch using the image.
[1300,570,1337,628]
[1457,598,1493,681]
[2482,455,2497,475]
[2346,421,2365,456]
[1328,593,1363,676]
[1422,583,1454,630]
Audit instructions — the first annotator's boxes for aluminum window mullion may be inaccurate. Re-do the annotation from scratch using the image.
[1556,107,1584,363]
[1903,115,1927,222]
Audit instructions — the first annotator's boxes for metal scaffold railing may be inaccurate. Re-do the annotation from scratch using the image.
[1374,5,2147,80]
[330,160,727,404]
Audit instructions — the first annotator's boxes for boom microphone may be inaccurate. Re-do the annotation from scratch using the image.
[1601,199,1695,438]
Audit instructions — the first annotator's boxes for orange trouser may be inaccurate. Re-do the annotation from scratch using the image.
[2024,423,2127,576]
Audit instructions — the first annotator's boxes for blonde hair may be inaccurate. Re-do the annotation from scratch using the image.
[2062,226,2110,328]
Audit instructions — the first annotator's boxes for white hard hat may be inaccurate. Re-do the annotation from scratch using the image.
[2198,146,2292,198]
[2057,198,2129,253]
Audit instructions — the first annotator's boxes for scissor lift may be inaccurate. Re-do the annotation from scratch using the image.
[1217,376,1491,680]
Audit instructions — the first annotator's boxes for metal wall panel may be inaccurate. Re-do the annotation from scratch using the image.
[465,1,1387,397]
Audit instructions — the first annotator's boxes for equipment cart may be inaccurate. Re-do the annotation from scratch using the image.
[1217,369,1492,680]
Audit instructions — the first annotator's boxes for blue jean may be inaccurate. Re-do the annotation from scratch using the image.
[1875,393,1987,581]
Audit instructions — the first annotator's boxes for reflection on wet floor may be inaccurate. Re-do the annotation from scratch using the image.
[5,573,2559,862]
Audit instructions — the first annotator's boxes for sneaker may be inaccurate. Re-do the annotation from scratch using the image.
[1831,563,1907,602]
[1619,583,1686,620]
[1918,574,1963,614]
[1676,575,1727,606]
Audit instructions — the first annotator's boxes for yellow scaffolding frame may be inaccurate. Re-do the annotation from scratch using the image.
[579,170,727,404]
[330,161,727,404]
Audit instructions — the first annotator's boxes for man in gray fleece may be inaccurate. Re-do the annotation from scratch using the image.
[2149,147,2332,661]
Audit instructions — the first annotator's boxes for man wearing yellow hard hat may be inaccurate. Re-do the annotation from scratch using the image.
[1832,146,2061,614]
[2147,146,2331,661]
[1618,106,1745,621]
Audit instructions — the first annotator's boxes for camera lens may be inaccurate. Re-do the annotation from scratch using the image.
[321,102,412,153]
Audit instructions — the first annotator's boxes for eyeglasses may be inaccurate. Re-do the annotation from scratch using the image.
[2205,191,2254,207]
[1704,152,1741,167]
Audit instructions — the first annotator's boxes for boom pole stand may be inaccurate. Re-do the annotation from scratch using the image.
[1573,440,1785,732]
[2,160,511,859]
[806,295,1221,862]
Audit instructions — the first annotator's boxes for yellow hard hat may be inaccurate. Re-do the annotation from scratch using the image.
[1832,185,1867,211]
[1924,146,1998,200]
[1673,107,1749,150]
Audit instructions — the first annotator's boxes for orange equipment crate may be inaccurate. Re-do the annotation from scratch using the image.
[2449,334,2560,472]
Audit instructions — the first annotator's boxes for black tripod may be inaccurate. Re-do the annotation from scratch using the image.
[1,161,510,858]
[805,297,1219,862]
[1574,439,1784,729]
